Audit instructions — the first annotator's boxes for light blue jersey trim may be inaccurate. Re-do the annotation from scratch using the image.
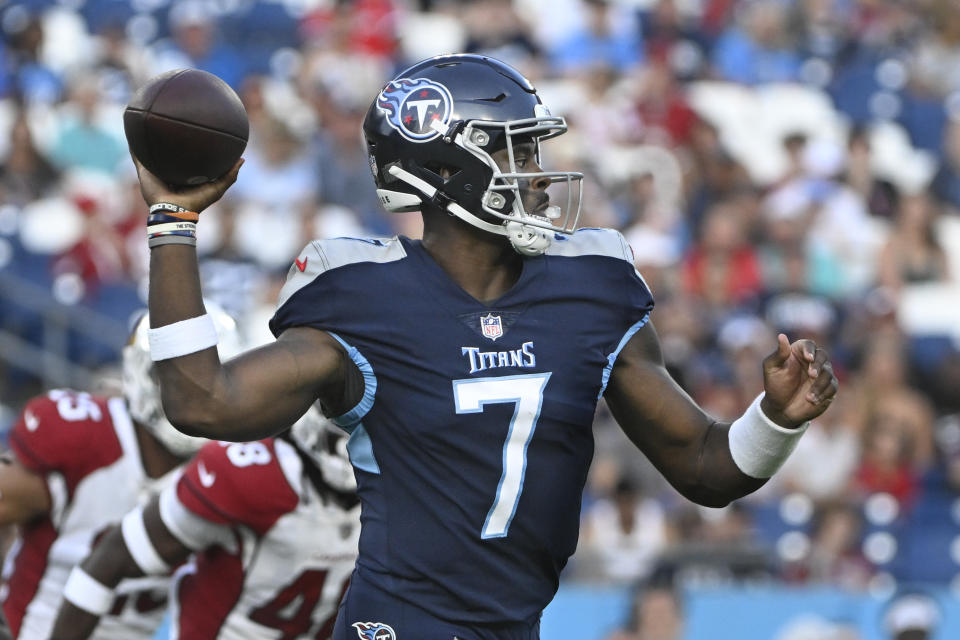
[327,333,381,474]
[544,227,633,262]
[598,313,650,399]
[346,423,379,474]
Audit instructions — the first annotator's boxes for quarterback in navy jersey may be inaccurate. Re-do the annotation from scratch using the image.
[131,54,838,640]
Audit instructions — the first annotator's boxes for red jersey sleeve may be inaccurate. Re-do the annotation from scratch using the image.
[9,391,122,491]
[176,439,299,537]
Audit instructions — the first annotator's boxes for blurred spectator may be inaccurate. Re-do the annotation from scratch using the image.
[89,20,151,104]
[463,0,541,68]
[794,500,873,589]
[312,88,389,235]
[640,0,709,80]
[631,57,699,148]
[788,0,853,62]
[907,1,960,99]
[150,1,245,89]
[48,73,125,174]
[0,111,59,207]
[711,0,802,85]
[1,11,63,103]
[777,392,861,501]
[759,181,846,298]
[300,0,398,62]
[681,200,763,310]
[850,333,936,477]
[578,477,671,585]
[852,389,932,507]
[550,0,644,75]
[605,583,685,640]
[843,126,898,220]
[876,193,950,292]
[230,116,318,269]
[683,119,754,231]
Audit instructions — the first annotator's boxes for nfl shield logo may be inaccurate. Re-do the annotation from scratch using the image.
[481,313,503,341]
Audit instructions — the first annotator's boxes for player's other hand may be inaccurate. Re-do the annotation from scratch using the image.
[760,334,838,428]
[132,156,243,213]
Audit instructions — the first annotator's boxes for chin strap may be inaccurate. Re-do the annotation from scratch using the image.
[503,220,553,256]
[387,165,553,256]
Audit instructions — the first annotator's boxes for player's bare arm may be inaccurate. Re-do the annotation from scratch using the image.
[133,158,361,441]
[604,321,838,507]
[0,456,50,525]
[49,499,186,640]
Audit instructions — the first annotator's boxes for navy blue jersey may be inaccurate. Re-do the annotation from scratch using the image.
[269,229,653,625]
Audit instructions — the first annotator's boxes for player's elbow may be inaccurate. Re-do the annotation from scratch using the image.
[674,477,741,508]
[684,489,733,509]
[678,476,763,508]
[161,399,222,440]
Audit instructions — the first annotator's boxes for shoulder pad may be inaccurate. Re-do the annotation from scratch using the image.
[277,237,407,309]
[545,228,633,262]
[9,391,122,479]
[177,439,299,536]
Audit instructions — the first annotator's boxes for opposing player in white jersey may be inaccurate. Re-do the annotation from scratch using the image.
[0,308,242,640]
[49,407,359,640]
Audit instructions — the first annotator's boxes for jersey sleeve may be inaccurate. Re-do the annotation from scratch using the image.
[174,439,299,537]
[158,485,237,552]
[8,392,122,487]
[550,228,654,325]
[268,237,406,338]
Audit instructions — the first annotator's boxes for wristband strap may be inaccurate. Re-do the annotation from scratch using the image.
[148,235,197,248]
[63,567,114,615]
[147,314,218,361]
[147,221,197,235]
[148,212,195,226]
[149,202,190,214]
[121,507,170,574]
[728,393,809,479]
[148,203,199,222]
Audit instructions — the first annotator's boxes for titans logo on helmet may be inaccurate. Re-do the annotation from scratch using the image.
[352,621,397,640]
[377,77,453,142]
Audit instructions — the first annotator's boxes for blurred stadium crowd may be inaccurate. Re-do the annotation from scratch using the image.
[2,0,960,637]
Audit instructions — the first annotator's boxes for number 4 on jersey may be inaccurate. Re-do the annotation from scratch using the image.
[453,373,551,539]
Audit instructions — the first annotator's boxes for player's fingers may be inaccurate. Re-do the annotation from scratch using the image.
[791,338,817,363]
[807,367,838,404]
[215,158,244,191]
[764,334,792,370]
[808,346,829,378]
[808,362,835,397]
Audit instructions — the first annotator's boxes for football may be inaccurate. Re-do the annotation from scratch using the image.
[123,69,249,187]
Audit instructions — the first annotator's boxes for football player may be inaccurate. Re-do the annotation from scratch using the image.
[0,307,241,640]
[130,54,838,639]
[49,407,359,640]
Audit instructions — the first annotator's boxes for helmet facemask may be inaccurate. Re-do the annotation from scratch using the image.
[463,112,583,236]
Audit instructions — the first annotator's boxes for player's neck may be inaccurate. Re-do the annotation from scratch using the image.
[421,215,523,303]
[132,422,184,478]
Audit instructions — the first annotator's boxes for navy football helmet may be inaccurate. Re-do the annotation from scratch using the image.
[363,54,583,255]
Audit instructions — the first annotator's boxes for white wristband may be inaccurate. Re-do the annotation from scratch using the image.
[147,314,218,362]
[121,507,171,575]
[728,393,809,479]
[63,567,115,616]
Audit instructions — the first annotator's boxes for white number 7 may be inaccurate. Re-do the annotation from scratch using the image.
[453,373,551,539]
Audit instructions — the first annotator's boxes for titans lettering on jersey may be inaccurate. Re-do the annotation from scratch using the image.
[462,341,535,374]
[269,229,653,629]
